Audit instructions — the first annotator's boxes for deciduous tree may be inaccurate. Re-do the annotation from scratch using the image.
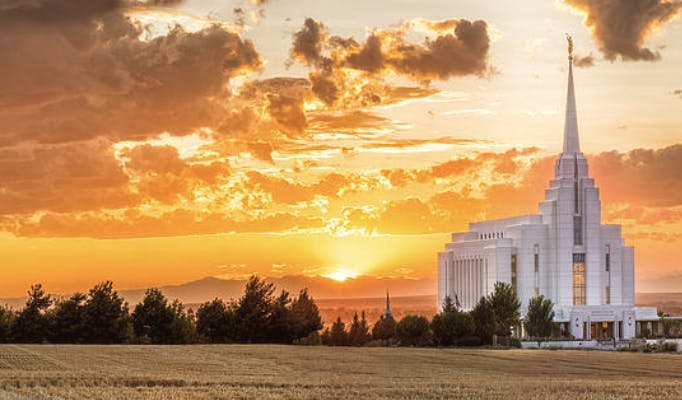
[488,282,521,337]
[524,295,555,346]
[372,315,397,345]
[471,296,496,345]
[396,315,431,346]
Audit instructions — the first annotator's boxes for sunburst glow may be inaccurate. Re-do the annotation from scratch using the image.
[323,269,358,282]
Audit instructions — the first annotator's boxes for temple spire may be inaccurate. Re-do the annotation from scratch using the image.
[563,34,580,156]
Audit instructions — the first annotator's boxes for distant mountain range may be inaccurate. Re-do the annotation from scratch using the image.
[3,276,680,318]
[1,275,438,308]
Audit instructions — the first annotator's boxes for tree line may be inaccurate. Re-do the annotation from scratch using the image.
[0,278,555,347]
[321,282,555,347]
[0,276,322,344]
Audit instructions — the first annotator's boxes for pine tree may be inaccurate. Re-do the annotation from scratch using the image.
[132,288,176,344]
[289,289,323,341]
[0,305,15,343]
[330,317,347,346]
[81,281,132,344]
[234,276,276,343]
[267,290,293,343]
[348,311,371,346]
[12,284,53,343]
[442,296,457,313]
[196,298,234,343]
[52,293,87,343]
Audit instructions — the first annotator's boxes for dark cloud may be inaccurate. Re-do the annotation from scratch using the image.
[564,0,682,61]
[673,89,682,99]
[573,52,596,67]
[0,0,262,146]
[288,17,491,107]
[238,77,311,137]
[290,17,327,67]
[387,19,491,80]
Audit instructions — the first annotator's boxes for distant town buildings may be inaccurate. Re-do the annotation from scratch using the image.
[437,39,658,340]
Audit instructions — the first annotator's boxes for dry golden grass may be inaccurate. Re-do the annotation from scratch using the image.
[0,344,681,399]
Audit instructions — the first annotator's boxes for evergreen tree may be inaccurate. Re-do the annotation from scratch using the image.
[167,300,197,344]
[267,290,293,343]
[372,315,397,345]
[12,284,53,343]
[52,293,86,343]
[320,327,332,345]
[289,289,323,341]
[442,295,457,313]
[396,315,431,346]
[487,282,521,337]
[348,311,371,346]
[196,298,234,343]
[81,281,132,344]
[330,317,347,346]
[0,305,15,343]
[234,276,276,343]
[524,295,555,345]
[471,296,496,345]
[132,288,176,344]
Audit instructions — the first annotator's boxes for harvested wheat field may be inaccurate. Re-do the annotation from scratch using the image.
[0,345,680,400]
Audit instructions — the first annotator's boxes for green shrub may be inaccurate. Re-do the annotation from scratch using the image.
[662,342,678,352]
[296,331,322,346]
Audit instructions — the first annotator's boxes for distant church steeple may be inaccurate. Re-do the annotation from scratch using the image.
[563,34,581,156]
[382,291,393,319]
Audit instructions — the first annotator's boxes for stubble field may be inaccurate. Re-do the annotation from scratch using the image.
[0,344,680,400]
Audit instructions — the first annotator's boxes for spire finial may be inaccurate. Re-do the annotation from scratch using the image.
[566,33,573,60]
[562,35,580,156]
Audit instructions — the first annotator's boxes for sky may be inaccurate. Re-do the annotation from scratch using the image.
[1,0,681,297]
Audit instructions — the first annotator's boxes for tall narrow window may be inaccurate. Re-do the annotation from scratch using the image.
[605,244,611,305]
[534,244,539,296]
[573,216,583,245]
[572,253,585,305]
[511,254,517,291]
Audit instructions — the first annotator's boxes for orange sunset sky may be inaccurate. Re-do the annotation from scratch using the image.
[1,0,682,297]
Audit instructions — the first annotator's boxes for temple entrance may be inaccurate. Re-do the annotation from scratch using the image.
[590,322,614,340]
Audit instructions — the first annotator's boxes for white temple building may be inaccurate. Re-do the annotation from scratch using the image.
[437,39,658,340]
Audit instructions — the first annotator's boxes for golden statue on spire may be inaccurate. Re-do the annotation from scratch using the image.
[566,34,573,59]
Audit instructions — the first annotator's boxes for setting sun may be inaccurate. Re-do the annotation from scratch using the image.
[323,269,358,282]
